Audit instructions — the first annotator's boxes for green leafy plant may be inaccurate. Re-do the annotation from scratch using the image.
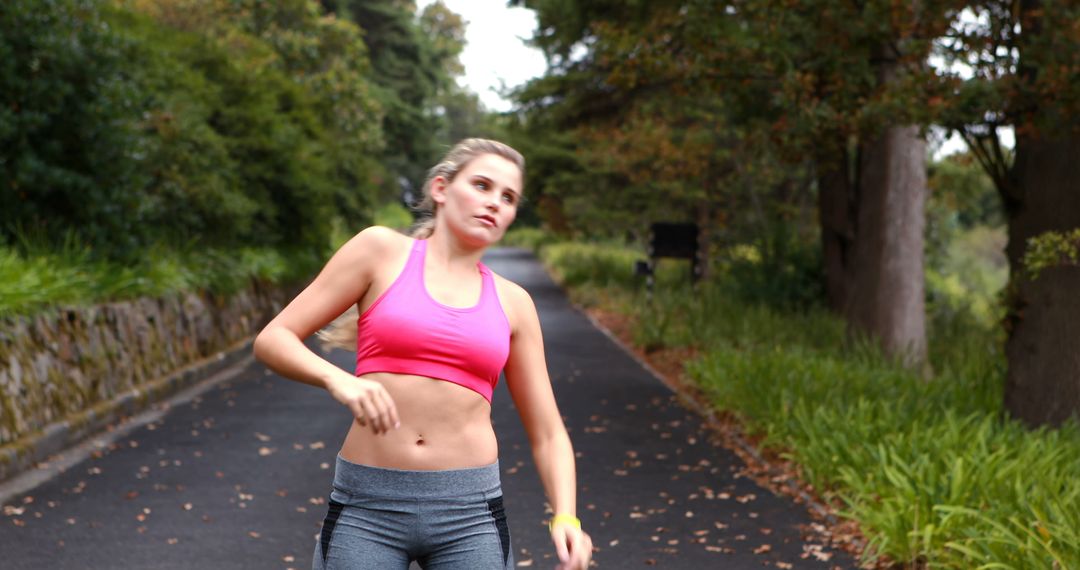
[537,236,1080,569]
[1024,228,1080,280]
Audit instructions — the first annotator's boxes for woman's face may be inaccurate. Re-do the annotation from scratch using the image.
[432,153,523,246]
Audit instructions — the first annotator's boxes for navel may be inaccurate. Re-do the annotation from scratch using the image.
[415,434,425,446]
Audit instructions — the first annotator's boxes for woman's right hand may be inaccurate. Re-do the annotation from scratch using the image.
[325,375,400,434]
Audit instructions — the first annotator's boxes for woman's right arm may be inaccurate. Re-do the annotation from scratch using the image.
[253,226,401,433]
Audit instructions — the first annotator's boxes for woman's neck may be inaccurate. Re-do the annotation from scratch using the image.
[424,231,486,273]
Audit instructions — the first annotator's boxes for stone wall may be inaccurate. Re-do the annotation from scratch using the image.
[0,281,297,448]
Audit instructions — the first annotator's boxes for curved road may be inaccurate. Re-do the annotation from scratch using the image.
[1,247,853,569]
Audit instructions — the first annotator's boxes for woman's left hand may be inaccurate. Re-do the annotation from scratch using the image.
[551,522,593,569]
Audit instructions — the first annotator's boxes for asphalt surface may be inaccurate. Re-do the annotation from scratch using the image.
[0,247,855,569]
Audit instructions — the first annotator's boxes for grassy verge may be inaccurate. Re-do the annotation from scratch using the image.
[0,209,390,319]
[518,234,1080,569]
[0,239,324,319]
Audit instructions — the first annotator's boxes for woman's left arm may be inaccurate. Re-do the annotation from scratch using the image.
[502,283,593,570]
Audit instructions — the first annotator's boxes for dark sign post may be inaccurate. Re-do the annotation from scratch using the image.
[635,222,701,296]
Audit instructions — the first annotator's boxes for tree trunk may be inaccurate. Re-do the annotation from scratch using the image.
[1003,132,1080,427]
[818,145,857,313]
[845,125,928,368]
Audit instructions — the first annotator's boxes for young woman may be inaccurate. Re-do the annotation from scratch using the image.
[253,139,593,569]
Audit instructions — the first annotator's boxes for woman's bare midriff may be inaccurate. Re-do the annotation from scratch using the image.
[337,372,499,470]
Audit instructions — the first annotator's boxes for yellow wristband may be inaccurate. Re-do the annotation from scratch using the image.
[548,513,581,532]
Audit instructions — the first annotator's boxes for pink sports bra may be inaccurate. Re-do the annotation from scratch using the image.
[354,239,511,402]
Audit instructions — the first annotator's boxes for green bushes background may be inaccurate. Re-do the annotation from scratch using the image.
[0,0,385,259]
[520,234,1080,569]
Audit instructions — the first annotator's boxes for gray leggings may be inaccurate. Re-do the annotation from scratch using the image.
[313,455,514,570]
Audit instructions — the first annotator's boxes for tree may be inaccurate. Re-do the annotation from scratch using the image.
[514,0,952,366]
[124,0,387,248]
[940,0,1080,426]
[0,0,388,255]
[752,0,974,367]
[0,0,148,254]
[324,0,466,188]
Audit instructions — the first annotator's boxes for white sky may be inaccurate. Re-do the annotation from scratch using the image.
[417,0,548,112]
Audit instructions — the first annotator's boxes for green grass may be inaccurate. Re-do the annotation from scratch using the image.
[0,238,322,319]
[532,236,1080,569]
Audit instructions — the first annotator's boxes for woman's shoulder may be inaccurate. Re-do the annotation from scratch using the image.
[323,226,412,282]
[340,225,412,258]
[489,271,529,301]
[489,272,537,326]
[355,225,411,247]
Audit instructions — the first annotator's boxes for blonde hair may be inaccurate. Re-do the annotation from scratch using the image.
[318,138,525,351]
[408,138,525,239]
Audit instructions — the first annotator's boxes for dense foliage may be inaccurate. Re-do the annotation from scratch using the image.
[0,0,475,261]
[505,0,1080,560]
[507,0,954,233]
[321,0,491,186]
[529,237,1080,569]
[0,0,148,254]
[508,0,1078,291]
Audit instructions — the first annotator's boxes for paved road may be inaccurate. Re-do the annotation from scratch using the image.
[1,248,854,569]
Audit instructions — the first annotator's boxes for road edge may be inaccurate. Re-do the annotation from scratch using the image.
[0,337,255,501]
